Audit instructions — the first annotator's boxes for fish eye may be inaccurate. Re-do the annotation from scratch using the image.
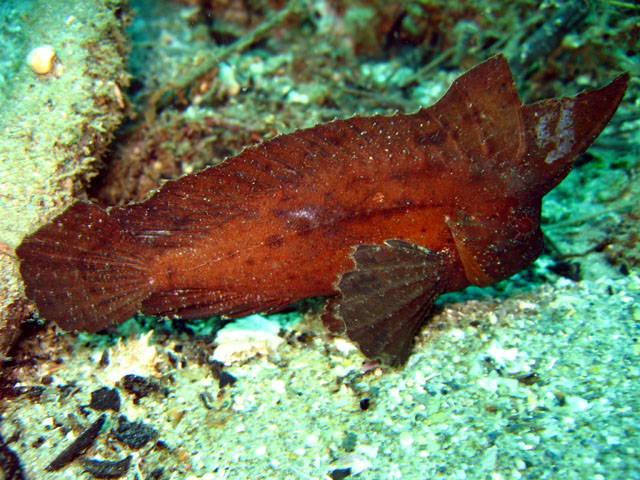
[515,216,533,234]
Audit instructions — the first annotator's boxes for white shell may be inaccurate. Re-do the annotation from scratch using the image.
[27,45,57,75]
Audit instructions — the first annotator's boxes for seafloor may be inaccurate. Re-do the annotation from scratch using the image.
[1,1,639,479]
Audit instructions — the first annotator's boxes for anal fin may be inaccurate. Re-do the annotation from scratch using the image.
[324,239,449,365]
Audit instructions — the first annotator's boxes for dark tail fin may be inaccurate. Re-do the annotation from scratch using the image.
[16,202,154,332]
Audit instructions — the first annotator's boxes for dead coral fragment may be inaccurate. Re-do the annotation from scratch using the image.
[103,331,160,384]
[212,315,284,365]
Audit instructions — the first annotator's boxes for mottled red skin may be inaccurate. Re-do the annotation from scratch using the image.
[16,55,628,364]
[143,116,472,312]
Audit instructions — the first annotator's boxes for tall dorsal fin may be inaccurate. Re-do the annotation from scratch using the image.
[412,54,524,177]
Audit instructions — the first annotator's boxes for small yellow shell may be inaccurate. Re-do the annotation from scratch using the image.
[27,45,57,75]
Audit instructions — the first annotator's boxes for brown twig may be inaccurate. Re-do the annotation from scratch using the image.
[145,0,303,122]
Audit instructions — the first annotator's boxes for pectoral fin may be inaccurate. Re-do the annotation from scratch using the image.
[324,240,449,365]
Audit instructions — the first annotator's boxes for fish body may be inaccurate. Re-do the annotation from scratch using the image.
[16,55,628,364]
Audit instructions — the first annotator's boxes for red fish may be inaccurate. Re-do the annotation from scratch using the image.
[16,55,628,364]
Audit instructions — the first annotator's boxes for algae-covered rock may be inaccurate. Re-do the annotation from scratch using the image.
[0,0,130,356]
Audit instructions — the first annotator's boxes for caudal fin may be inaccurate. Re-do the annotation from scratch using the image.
[16,201,154,332]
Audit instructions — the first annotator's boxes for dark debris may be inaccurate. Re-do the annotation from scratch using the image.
[548,261,582,282]
[207,359,237,389]
[218,370,237,389]
[46,414,106,471]
[120,374,164,399]
[80,455,132,479]
[89,387,121,412]
[0,433,26,480]
[112,415,157,449]
[329,467,352,480]
[0,385,44,400]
